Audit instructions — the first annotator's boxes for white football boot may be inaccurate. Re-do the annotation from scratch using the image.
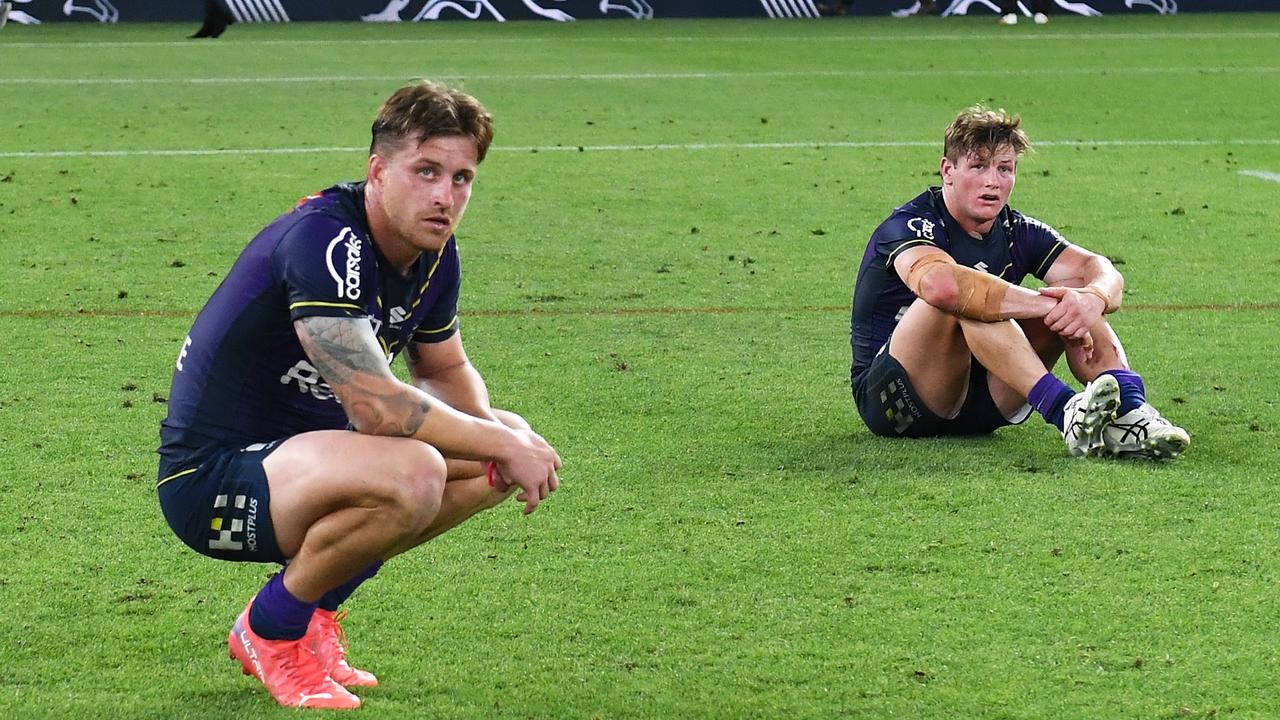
[1061,375,1121,457]
[998,13,1018,24]
[1100,403,1190,460]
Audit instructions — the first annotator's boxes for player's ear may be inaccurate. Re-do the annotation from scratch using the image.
[939,156,952,185]
[367,153,385,187]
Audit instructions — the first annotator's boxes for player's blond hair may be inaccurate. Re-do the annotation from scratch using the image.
[943,105,1031,163]
[370,80,495,162]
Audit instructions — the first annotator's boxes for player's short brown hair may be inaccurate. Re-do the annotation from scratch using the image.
[943,105,1031,163]
[370,80,495,162]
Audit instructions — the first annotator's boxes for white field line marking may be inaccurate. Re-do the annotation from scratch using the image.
[2,31,1279,49]
[4,66,1279,85]
[1239,169,1280,183]
[4,139,1280,159]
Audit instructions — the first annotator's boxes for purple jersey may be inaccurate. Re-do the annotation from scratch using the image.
[158,182,461,478]
[850,187,1069,377]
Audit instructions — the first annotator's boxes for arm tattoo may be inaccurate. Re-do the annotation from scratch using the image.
[295,316,389,383]
[295,316,433,436]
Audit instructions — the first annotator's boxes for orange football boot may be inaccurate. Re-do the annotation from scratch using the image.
[228,604,361,709]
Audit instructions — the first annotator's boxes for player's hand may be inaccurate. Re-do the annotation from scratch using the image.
[1038,286,1105,341]
[494,428,561,515]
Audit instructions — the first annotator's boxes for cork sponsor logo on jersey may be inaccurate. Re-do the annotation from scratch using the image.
[325,227,363,301]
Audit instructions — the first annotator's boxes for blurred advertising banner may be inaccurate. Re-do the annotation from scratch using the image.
[1,0,1270,24]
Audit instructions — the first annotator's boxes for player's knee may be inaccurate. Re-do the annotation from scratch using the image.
[493,408,531,432]
[375,443,447,534]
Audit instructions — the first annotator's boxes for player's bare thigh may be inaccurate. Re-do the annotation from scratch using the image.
[887,298,973,419]
[263,430,447,558]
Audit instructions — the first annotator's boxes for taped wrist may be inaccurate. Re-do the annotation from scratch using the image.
[1078,285,1114,313]
[904,252,1009,322]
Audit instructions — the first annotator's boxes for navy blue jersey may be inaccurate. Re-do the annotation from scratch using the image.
[158,182,461,479]
[850,187,1069,376]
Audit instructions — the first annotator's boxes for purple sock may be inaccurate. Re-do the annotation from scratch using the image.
[1101,369,1145,415]
[1027,373,1076,432]
[248,572,316,641]
[318,561,383,612]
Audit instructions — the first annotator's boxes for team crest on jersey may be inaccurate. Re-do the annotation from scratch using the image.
[907,217,935,241]
[325,227,363,302]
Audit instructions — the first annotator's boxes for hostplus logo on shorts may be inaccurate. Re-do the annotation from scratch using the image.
[880,378,920,435]
[209,493,259,553]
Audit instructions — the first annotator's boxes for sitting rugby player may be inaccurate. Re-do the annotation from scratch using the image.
[850,105,1188,459]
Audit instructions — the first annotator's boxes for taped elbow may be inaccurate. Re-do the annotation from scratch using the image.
[915,268,963,312]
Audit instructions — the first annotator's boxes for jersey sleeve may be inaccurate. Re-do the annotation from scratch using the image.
[1015,214,1071,281]
[272,213,372,322]
[411,242,461,344]
[871,212,946,269]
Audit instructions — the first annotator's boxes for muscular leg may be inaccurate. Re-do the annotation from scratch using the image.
[1064,320,1130,382]
[980,317,1132,418]
[413,408,530,543]
[887,299,973,418]
[264,409,535,604]
[983,318,1069,418]
[956,317,1057,399]
[263,431,447,602]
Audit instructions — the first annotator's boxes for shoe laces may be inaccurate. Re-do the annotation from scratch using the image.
[1108,417,1150,444]
[277,639,332,690]
[315,610,353,665]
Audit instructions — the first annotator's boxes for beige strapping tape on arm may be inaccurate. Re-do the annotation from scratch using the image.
[904,252,1008,322]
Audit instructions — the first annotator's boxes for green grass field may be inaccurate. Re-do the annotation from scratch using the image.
[2,12,1279,719]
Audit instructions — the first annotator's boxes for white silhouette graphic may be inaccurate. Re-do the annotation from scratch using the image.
[364,0,580,22]
[4,0,40,24]
[3,0,119,24]
[418,1,506,21]
[62,0,116,22]
[362,0,410,21]
[363,0,653,22]
[600,0,652,19]
[1126,0,1177,13]
[937,0,1100,16]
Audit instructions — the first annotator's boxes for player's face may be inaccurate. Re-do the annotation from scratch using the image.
[940,144,1017,234]
[369,134,478,262]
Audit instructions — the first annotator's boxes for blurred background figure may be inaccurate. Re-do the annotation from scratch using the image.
[891,1,941,18]
[817,0,851,15]
[191,0,233,38]
[999,0,1052,24]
